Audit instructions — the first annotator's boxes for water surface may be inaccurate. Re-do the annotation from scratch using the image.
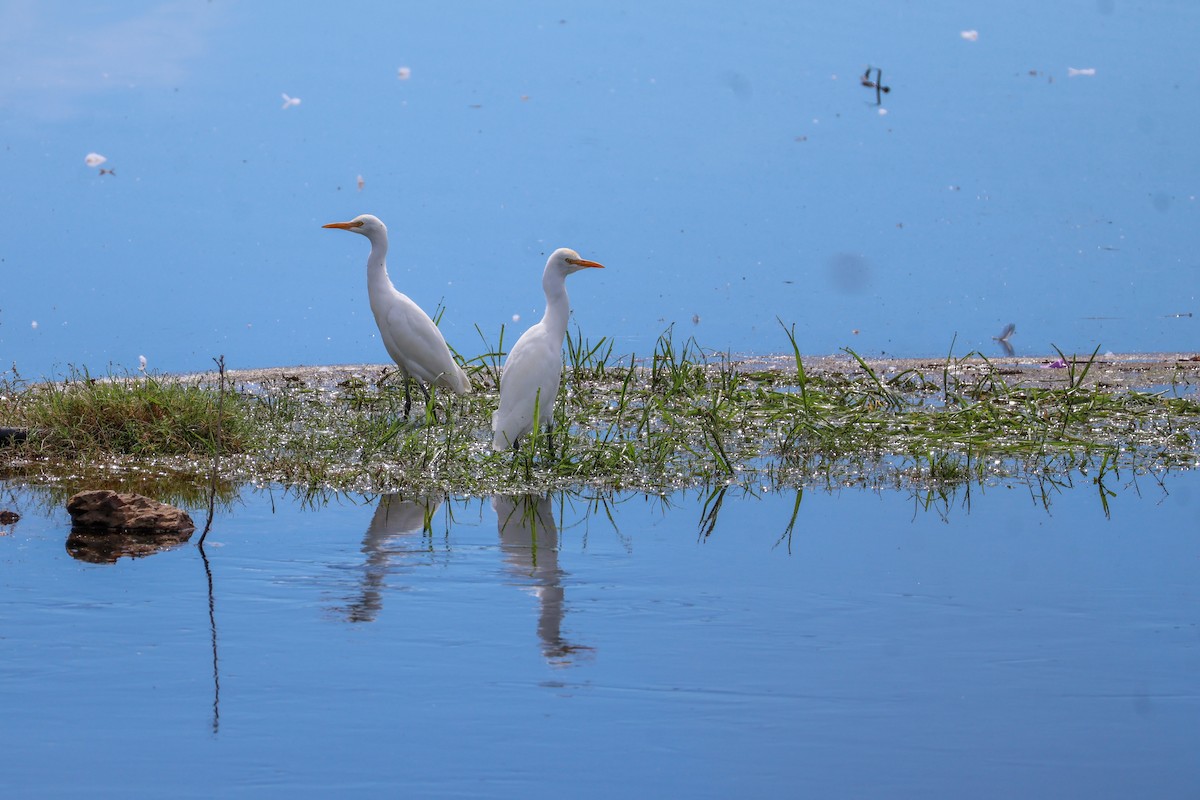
[2,474,1197,797]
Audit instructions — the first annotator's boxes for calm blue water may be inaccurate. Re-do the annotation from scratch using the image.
[2,1,1196,379]
[2,476,1198,797]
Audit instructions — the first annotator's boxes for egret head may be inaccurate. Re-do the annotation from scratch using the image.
[322,213,386,238]
[547,247,605,276]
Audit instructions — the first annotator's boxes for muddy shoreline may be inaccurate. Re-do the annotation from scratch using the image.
[194,353,1200,393]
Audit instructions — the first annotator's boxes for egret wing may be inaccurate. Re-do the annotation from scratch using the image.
[378,290,463,389]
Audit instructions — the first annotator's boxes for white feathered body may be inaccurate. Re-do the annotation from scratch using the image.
[491,320,562,450]
[367,266,470,393]
[491,248,603,451]
[325,214,469,395]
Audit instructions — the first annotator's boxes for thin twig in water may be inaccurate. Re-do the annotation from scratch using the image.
[198,355,224,547]
[199,543,220,733]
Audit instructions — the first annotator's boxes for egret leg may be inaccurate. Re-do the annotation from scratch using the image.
[416,382,439,423]
[519,438,532,480]
[545,426,556,462]
[402,377,413,418]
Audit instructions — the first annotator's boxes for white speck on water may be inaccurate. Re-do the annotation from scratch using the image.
[85,152,107,167]
[960,29,979,41]
[138,355,147,372]
[356,174,365,191]
[281,93,301,109]
[512,314,521,323]
[1067,67,1096,77]
[397,66,412,80]
[31,320,38,329]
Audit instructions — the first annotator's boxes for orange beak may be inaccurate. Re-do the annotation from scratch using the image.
[322,220,363,230]
[567,258,605,269]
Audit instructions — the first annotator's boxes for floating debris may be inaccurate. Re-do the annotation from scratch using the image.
[960,30,979,42]
[356,174,365,192]
[860,66,890,106]
[84,152,107,168]
[397,66,412,80]
[1067,67,1096,77]
[281,93,301,109]
[1041,358,1068,369]
[138,355,147,372]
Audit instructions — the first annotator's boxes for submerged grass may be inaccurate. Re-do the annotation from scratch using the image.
[2,329,1198,504]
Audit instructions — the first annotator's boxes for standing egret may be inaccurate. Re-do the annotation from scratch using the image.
[323,214,470,416]
[492,248,605,452]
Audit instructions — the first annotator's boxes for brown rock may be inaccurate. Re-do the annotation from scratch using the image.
[66,490,195,535]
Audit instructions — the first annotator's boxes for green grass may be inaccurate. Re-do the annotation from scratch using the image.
[6,367,258,456]
[2,328,1198,504]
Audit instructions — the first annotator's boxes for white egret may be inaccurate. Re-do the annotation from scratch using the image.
[323,214,470,416]
[492,248,604,452]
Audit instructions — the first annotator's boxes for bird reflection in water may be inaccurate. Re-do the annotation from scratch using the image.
[340,494,441,623]
[493,494,594,667]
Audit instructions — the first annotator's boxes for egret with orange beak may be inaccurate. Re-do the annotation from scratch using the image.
[492,248,604,452]
[323,214,470,415]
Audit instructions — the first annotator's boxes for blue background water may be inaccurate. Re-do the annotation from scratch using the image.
[2,479,1198,797]
[2,1,1196,379]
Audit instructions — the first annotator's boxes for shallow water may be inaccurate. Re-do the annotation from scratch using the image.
[2,473,1197,797]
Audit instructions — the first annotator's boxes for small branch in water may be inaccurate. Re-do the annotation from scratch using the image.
[198,355,225,548]
[195,354,225,732]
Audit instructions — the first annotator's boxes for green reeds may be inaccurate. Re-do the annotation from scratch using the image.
[2,328,1197,501]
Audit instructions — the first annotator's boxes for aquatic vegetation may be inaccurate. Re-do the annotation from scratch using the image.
[1,329,1197,503]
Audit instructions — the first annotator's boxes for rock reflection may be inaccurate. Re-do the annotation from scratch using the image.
[340,494,441,623]
[0,508,20,535]
[65,527,193,563]
[493,494,593,667]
